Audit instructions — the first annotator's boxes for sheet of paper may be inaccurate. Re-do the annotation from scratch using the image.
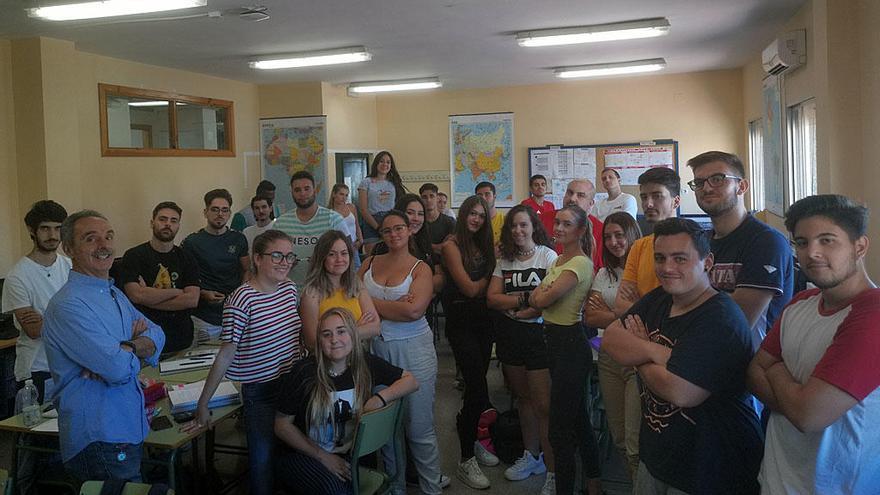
[31,418,59,432]
[572,148,596,179]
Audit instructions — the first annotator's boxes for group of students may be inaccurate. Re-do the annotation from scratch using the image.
[4,147,877,495]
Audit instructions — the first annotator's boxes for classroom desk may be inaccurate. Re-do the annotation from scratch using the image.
[0,358,241,494]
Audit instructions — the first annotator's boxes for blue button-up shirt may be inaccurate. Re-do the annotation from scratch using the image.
[43,270,165,461]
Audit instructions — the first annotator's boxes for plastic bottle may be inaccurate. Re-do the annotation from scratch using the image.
[15,379,41,427]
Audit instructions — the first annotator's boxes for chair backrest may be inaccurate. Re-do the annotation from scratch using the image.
[79,481,173,495]
[350,400,402,460]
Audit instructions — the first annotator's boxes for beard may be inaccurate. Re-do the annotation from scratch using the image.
[153,228,176,243]
[698,194,738,218]
[806,259,860,290]
[35,238,60,253]
[295,195,316,209]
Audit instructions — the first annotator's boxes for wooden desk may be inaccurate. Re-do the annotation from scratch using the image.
[0,358,241,494]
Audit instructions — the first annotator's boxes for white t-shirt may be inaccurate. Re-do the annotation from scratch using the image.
[591,266,623,310]
[594,192,638,221]
[1,255,72,380]
[492,245,558,323]
[242,220,276,253]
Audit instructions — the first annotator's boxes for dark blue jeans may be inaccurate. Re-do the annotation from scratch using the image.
[545,323,601,494]
[64,441,143,482]
[241,378,282,495]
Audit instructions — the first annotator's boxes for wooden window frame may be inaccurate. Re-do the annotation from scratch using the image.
[98,83,236,157]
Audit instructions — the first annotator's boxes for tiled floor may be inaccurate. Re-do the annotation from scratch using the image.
[0,322,634,495]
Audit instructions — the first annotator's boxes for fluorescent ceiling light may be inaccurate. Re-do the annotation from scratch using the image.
[554,58,667,79]
[28,0,207,21]
[250,47,371,70]
[348,78,442,95]
[517,18,670,47]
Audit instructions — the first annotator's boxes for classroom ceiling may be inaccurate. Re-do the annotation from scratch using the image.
[0,0,806,89]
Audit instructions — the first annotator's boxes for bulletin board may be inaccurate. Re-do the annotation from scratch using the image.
[527,139,678,208]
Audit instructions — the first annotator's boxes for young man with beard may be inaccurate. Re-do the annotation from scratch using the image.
[603,218,763,494]
[43,210,165,481]
[117,202,200,354]
[242,194,276,252]
[613,168,681,316]
[748,194,880,494]
[561,179,604,268]
[182,189,250,342]
[521,174,557,236]
[231,179,277,231]
[2,200,70,399]
[273,170,344,285]
[688,151,793,351]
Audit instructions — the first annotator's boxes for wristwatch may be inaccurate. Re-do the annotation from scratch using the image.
[120,340,137,352]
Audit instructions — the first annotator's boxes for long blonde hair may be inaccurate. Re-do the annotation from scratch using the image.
[306,308,372,432]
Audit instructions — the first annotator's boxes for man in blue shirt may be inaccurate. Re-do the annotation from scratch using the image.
[43,210,165,482]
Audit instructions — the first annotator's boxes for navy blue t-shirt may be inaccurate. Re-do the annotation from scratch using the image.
[708,214,793,349]
[182,228,248,325]
[629,288,763,495]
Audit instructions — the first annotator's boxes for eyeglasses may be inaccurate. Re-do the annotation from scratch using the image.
[208,207,231,214]
[687,173,742,191]
[379,224,408,236]
[260,251,297,264]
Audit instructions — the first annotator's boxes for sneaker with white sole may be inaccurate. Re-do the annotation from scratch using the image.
[540,472,556,495]
[440,474,451,489]
[474,440,500,467]
[457,457,490,490]
[504,450,547,481]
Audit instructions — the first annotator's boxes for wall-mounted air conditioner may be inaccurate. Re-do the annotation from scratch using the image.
[762,29,806,76]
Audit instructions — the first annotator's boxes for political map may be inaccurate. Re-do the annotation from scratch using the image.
[260,115,328,213]
[449,112,515,207]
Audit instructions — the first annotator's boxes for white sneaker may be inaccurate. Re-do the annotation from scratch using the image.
[457,457,490,490]
[440,474,451,489]
[540,472,556,495]
[474,440,500,467]
[504,450,547,481]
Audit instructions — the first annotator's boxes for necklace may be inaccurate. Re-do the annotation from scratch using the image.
[328,367,347,378]
[516,246,537,257]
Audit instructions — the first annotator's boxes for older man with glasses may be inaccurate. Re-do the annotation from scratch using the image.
[182,189,251,343]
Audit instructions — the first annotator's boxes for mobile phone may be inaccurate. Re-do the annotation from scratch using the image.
[151,416,173,431]
[172,411,196,423]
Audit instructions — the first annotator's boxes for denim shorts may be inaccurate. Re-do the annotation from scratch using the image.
[362,211,389,243]
[494,315,549,370]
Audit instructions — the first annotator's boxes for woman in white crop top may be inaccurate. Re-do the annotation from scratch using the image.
[358,210,444,494]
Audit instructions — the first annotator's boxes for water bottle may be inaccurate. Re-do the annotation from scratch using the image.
[15,379,41,427]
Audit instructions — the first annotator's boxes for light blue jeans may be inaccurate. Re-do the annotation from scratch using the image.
[372,331,442,495]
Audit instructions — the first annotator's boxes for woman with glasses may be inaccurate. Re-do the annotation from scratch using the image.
[440,195,498,489]
[487,205,558,491]
[300,230,380,351]
[359,211,444,494]
[274,308,418,495]
[188,230,302,495]
[586,212,642,480]
[529,205,602,495]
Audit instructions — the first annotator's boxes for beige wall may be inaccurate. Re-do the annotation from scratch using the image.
[321,82,378,184]
[258,82,323,118]
[376,69,744,214]
[0,40,19,273]
[743,0,879,273]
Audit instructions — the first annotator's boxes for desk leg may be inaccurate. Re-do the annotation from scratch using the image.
[166,448,177,493]
[191,436,201,495]
[8,432,20,495]
[205,427,215,477]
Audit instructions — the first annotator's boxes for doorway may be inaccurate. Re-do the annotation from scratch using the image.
[334,153,371,204]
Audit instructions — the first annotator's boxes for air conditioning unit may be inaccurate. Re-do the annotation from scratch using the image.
[762,30,806,76]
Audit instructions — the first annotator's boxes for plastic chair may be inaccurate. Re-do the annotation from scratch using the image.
[79,481,174,495]
[0,469,11,495]
[349,400,404,495]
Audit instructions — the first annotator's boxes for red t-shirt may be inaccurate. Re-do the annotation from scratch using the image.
[521,197,556,237]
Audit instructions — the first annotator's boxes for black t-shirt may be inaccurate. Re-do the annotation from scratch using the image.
[426,214,455,246]
[117,242,200,353]
[628,288,763,494]
[182,228,248,324]
[277,354,403,453]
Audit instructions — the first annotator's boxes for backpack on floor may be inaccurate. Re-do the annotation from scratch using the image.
[490,409,524,465]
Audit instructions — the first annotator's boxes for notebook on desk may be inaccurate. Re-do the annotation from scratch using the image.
[168,380,239,413]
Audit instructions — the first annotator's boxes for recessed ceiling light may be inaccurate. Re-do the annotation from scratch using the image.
[249,47,371,70]
[517,18,670,47]
[347,78,443,95]
[28,0,207,21]
[554,58,667,79]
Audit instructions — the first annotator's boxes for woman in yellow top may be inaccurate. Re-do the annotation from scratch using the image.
[529,204,602,495]
[300,230,380,351]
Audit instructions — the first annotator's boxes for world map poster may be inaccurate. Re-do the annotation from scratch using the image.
[260,115,328,214]
[449,112,515,207]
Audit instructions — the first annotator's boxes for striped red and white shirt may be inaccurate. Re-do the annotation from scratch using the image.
[221,280,302,383]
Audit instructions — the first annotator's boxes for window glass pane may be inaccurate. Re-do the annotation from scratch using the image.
[748,119,765,212]
[106,95,171,149]
[176,104,228,150]
[786,98,817,204]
